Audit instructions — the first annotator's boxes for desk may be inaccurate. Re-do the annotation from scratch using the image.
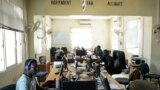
[101,71,125,90]
[43,63,94,87]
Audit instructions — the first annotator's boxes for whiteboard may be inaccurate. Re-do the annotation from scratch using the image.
[52,32,70,45]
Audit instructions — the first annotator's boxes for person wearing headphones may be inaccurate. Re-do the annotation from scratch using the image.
[16,59,46,90]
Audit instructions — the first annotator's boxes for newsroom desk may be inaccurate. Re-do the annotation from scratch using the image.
[43,63,125,90]
[101,71,125,90]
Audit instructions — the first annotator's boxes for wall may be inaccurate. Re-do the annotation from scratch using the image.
[27,0,160,73]
[150,0,160,74]
[51,19,110,51]
[0,0,27,88]
[143,17,152,65]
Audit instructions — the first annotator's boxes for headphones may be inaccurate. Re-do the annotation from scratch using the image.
[25,59,36,71]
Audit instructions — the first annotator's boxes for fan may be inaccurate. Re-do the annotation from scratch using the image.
[153,24,160,34]
[31,20,41,32]
[153,24,160,42]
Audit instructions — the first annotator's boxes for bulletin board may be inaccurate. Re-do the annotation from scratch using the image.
[52,31,70,45]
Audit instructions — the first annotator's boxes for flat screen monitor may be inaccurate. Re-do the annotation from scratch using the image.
[99,74,111,90]
[53,61,63,68]
[62,80,97,90]
[76,50,86,57]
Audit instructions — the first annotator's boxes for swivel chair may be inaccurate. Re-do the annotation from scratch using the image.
[37,56,48,82]
[140,62,160,80]
[1,84,16,90]
[39,56,46,64]
[115,68,140,88]
[111,50,126,75]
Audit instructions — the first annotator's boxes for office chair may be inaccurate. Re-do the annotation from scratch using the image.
[37,56,48,82]
[1,84,16,90]
[140,62,160,80]
[115,68,140,88]
[111,50,126,75]
[128,80,159,90]
[113,50,126,69]
[39,56,46,64]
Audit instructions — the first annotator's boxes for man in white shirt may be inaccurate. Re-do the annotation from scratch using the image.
[16,59,46,90]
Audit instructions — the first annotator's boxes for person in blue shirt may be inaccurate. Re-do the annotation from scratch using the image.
[94,45,104,59]
[16,59,46,90]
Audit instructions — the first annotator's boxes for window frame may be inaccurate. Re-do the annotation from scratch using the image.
[124,18,143,55]
[0,28,24,72]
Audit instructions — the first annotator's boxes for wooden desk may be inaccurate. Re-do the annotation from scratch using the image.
[43,63,94,85]
[101,71,125,90]
[44,64,76,83]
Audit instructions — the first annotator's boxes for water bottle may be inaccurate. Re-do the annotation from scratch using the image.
[56,77,60,90]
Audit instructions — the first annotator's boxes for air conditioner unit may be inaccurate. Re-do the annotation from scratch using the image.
[79,19,91,25]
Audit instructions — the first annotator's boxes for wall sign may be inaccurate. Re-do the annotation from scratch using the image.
[107,1,123,6]
[106,0,124,6]
[86,1,94,6]
[51,0,71,5]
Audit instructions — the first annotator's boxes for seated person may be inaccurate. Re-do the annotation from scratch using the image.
[16,59,46,90]
[100,49,114,75]
[94,45,104,59]
[81,47,87,55]
[55,48,68,69]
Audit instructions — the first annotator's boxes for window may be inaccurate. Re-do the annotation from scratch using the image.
[0,28,24,72]
[111,28,119,50]
[0,28,5,71]
[125,19,141,55]
[46,33,51,51]
[5,30,16,67]
[71,28,92,49]
[16,32,23,64]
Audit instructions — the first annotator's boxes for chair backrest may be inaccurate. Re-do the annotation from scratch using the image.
[128,80,159,90]
[112,50,126,69]
[39,56,46,64]
[129,69,141,81]
[1,84,16,90]
[140,63,149,75]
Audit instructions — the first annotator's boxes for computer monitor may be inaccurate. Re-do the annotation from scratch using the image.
[99,74,111,90]
[92,62,100,77]
[62,80,97,90]
[76,50,86,57]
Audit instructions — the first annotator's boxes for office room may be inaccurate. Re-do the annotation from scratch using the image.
[0,0,160,90]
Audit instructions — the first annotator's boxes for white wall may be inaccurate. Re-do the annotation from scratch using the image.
[143,17,152,65]
[51,19,110,51]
